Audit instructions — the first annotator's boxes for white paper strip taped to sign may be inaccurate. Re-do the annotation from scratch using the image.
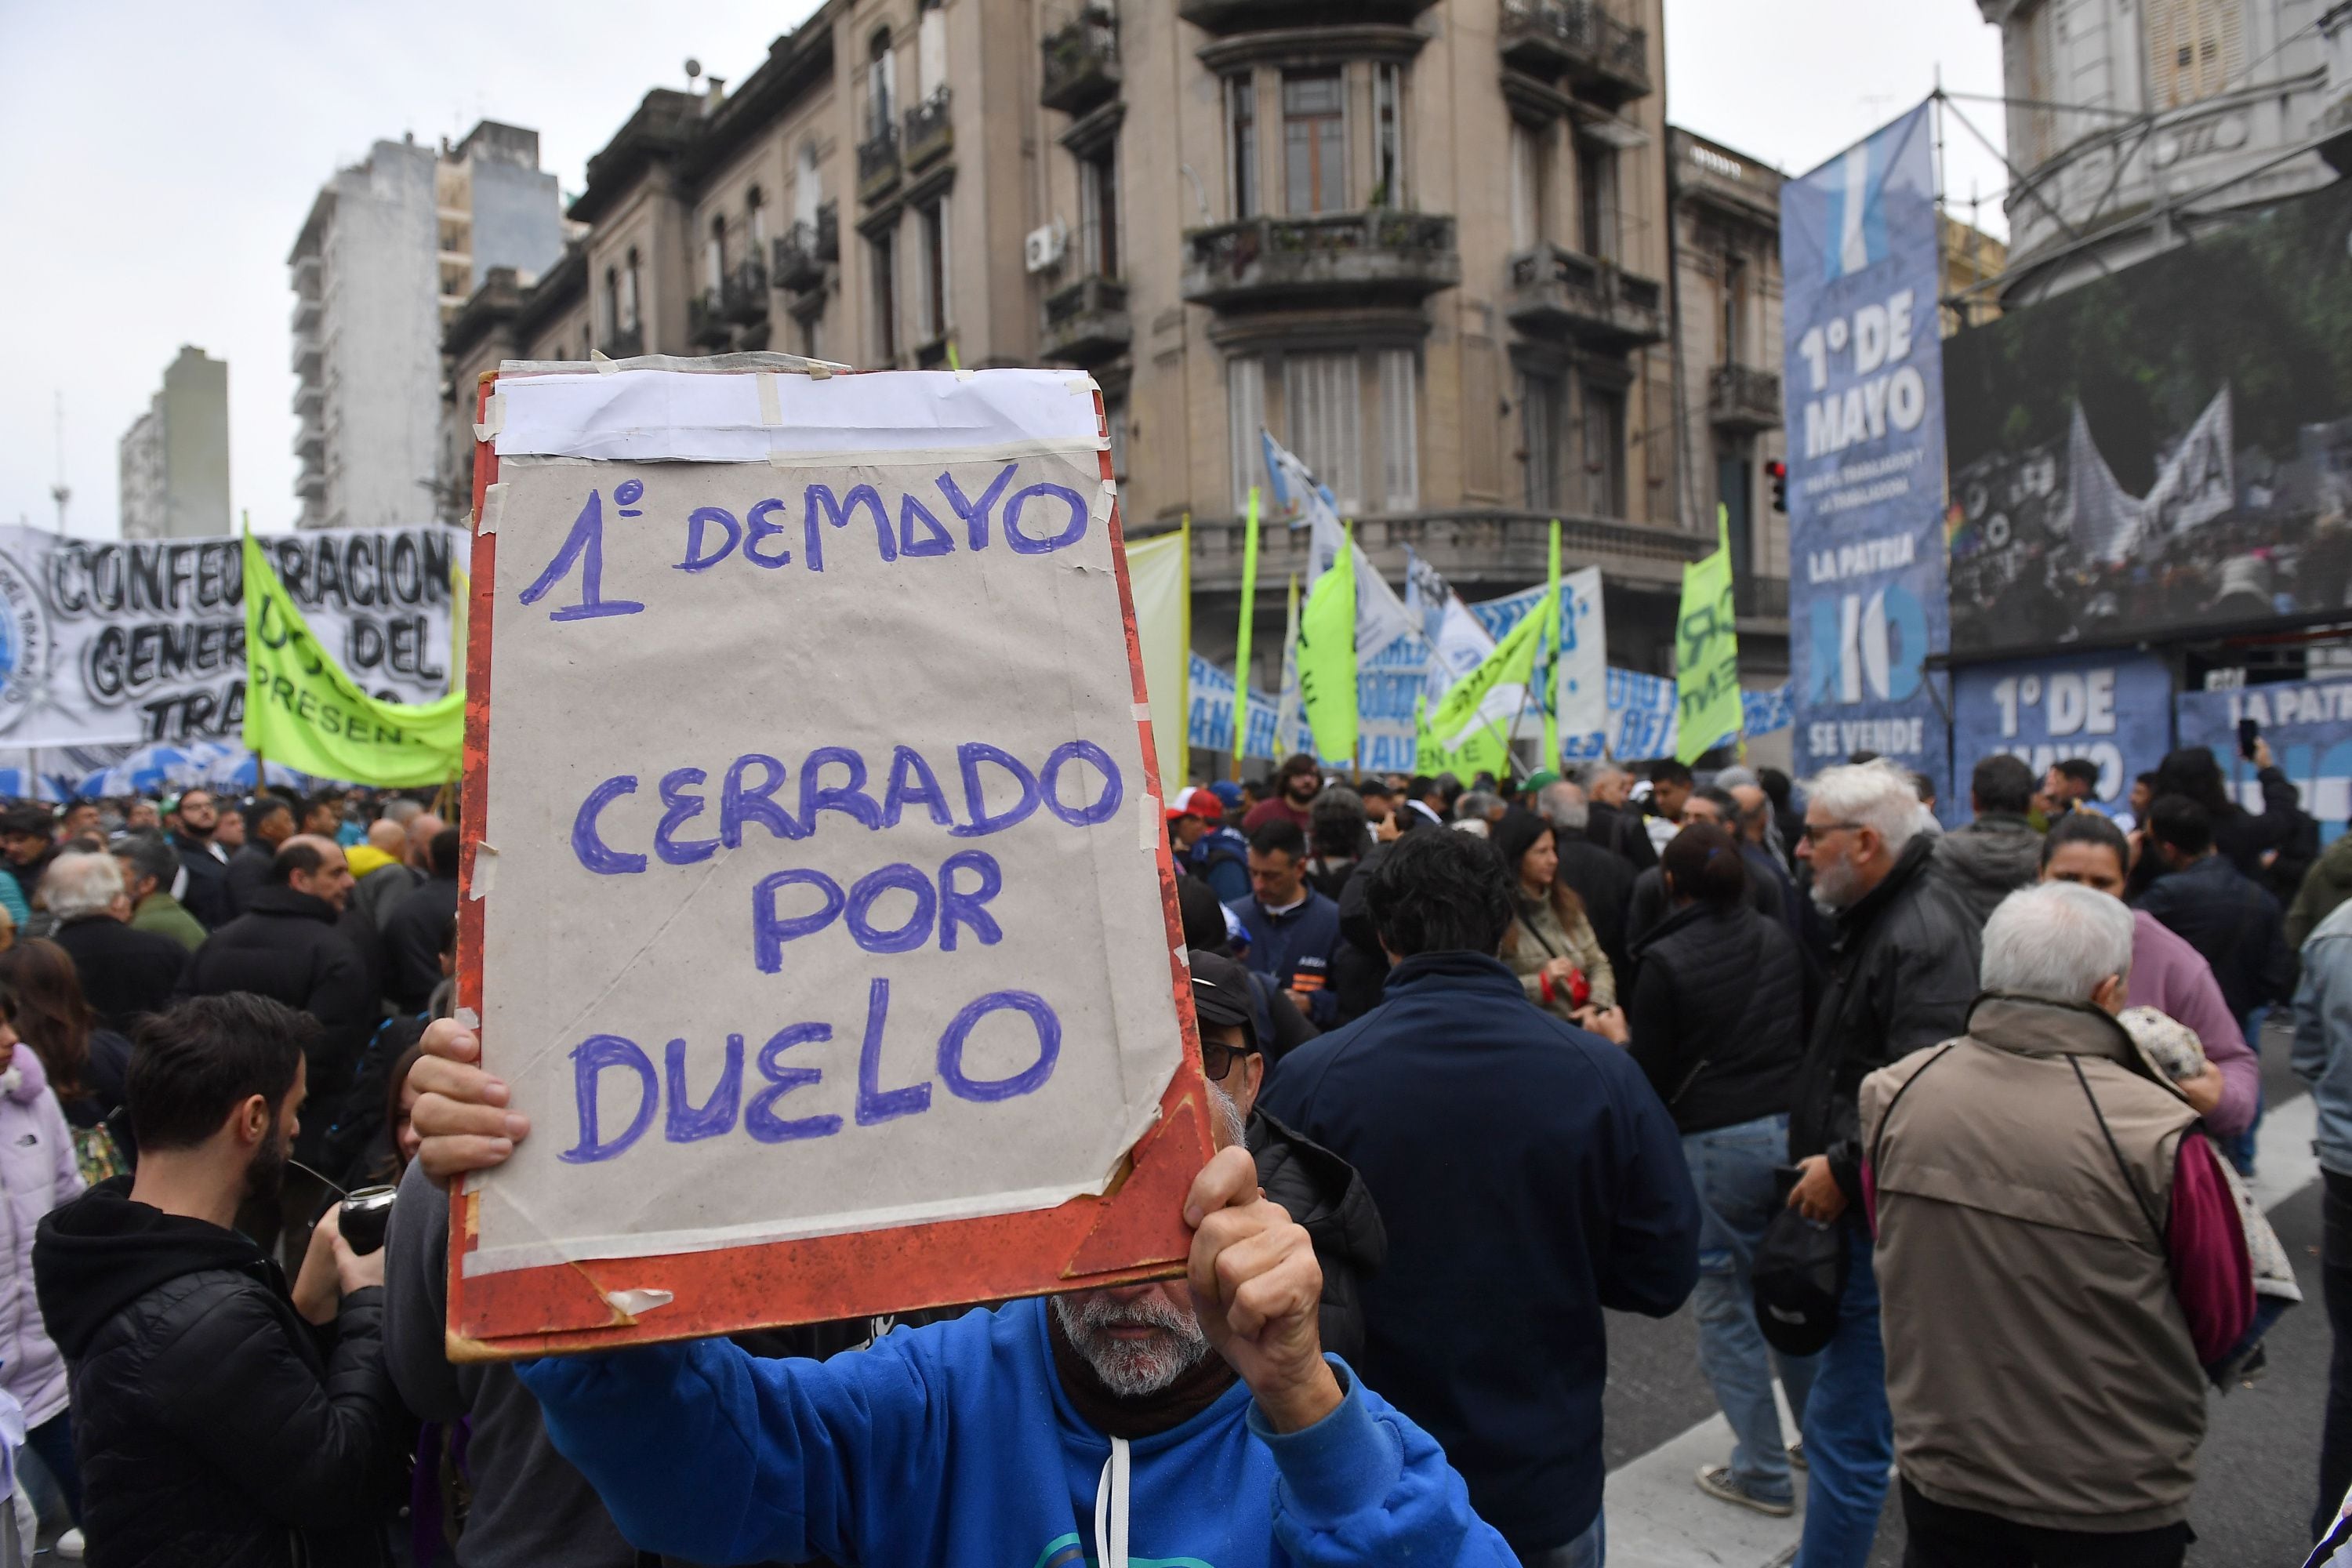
[466,367,1174,1279]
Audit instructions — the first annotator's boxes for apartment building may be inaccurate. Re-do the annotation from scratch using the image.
[447,0,1726,681]
[293,122,563,530]
[118,345,230,540]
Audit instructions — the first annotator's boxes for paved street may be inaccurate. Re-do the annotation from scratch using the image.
[1599,1018,2328,1567]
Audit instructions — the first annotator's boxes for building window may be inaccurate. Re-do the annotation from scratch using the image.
[1509,122,1550,253]
[1581,381,1624,517]
[1079,140,1120,278]
[1378,349,1418,511]
[917,0,948,98]
[622,247,641,331]
[746,186,767,250]
[872,227,898,362]
[1283,352,1362,514]
[1576,140,1617,260]
[1523,374,1564,511]
[797,311,825,361]
[1106,397,1130,484]
[2147,0,2244,108]
[795,142,822,227]
[1718,445,1754,573]
[1372,64,1405,207]
[1282,70,1345,216]
[603,267,621,341]
[1229,355,1266,513]
[916,198,951,343]
[706,215,727,294]
[868,31,897,141]
[1722,256,1746,365]
[1226,74,1258,220]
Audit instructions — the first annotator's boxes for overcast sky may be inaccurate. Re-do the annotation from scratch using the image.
[0,0,2009,541]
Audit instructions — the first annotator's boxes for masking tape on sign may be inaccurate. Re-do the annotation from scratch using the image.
[604,1288,675,1317]
[471,393,505,442]
[757,372,782,426]
[470,842,499,900]
[477,482,506,535]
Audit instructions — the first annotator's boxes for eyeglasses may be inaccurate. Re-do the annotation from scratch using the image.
[1798,821,1865,844]
[1200,1040,1258,1081]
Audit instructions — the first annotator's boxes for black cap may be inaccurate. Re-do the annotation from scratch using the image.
[1750,1210,1849,1358]
[1185,948,1260,1054]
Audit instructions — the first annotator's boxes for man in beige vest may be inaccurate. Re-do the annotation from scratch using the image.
[1861,881,2252,1566]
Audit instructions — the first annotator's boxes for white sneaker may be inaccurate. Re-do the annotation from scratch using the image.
[1696,1465,1795,1517]
[53,1528,85,1560]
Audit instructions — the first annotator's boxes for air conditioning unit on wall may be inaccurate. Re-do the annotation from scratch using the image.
[1025,220,1068,274]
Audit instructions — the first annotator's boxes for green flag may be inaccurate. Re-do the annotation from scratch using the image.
[243,531,465,786]
[1229,489,1260,780]
[1417,583,1556,779]
[1541,516,1563,768]
[1673,506,1742,764]
[1296,524,1358,764]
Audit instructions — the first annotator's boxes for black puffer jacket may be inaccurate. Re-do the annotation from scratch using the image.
[33,1178,405,1567]
[187,888,376,1152]
[1246,1105,1386,1363]
[1624,902,1806,1134]
[1787,835,1981,1212]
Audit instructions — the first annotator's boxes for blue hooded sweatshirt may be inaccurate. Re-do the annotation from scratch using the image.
[516,1296,1514,1568]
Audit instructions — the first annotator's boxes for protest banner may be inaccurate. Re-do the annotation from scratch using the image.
[1952,652,2171,815]
[2179,676,2352,842]
[452,363,1210,1356]
[242,533,465,787]
[1418,584,1555,778]
[1123,526,1189,779]
[0,521,460,750]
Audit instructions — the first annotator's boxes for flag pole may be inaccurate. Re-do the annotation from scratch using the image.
[1230,485,1261,782]
[1541,517,1563,772]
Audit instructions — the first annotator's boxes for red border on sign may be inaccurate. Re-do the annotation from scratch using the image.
[448,368,1211,1359]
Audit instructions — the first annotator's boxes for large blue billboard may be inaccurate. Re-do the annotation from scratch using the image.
[1951,652,2172,815]
[2178,677,2352,844]
[1782,103,1952,804]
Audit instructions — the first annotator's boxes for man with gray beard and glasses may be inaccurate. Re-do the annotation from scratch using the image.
[400,967,1490,1568]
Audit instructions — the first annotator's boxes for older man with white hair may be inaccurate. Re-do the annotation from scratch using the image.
[1862,882,2250,1565]
[1784,759,1981,1568]
[41,851,191,1034]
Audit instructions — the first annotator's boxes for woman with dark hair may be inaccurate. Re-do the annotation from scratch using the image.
[2144,742,2303,888]
[0,940,132,1184]
[1305,786,1369,900]
[1494,808,1614,1018]
[1592,822,1816,1519]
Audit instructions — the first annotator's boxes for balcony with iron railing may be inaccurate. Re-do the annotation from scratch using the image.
[1041,9,1121,114]
[1180,508,1712,597]
[688,292,733,348]
[904,88,953,171]
[1504,245,1666,349]
[723,256,769,324]
[1497,0,1650,107]
[600,325,644,359]
[1733,574,1789,621]
[1708,365,1782,432]
[1040,274,1132,365]
[858,123,902,204]
[773,205,840,292]
[1181,210,1459,310]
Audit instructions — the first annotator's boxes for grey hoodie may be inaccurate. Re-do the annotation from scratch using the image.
[1929,813,2044,927]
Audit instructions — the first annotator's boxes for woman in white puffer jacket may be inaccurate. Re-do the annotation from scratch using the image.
[0,1010,85,1530]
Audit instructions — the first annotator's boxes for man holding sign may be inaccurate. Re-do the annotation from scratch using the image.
[408,1021,1513,1568]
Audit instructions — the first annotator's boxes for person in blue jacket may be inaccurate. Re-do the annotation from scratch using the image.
[1259,826,1700,1566]
[1227,818,1345,1027]
[406,1028,1515,1568]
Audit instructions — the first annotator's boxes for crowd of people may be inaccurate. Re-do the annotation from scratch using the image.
[0,736,2342,1566]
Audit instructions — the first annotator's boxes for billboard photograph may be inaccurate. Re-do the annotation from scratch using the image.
[1944,178,2352,655]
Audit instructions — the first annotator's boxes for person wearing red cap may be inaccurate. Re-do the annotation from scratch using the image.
[1169,788,1251,904]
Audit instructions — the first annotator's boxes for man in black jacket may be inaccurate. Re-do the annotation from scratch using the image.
[1536,780,1637,984]
[1581,763,1659,871]
[1930,754,2045,927]
[32,994,403,1566]
[1784,759,1981,1567]
[380,826,461,1014]
[165,788,234,929]
[223,796,295,917]
[42,851,191,1035]
[187,837,376,1165]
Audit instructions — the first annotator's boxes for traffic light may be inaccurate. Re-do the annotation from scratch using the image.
[1767,459,1788,514]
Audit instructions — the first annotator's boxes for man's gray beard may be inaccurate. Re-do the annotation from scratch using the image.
[1809,858,1858,916]
[1051,1290,1210,1398]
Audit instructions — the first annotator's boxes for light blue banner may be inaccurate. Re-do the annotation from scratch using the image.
[2178,678,2352,843]
[1783,101,1953,810]
[1952,652,2172,815]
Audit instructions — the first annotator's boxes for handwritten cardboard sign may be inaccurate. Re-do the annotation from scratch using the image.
[452,362,1208,1356]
